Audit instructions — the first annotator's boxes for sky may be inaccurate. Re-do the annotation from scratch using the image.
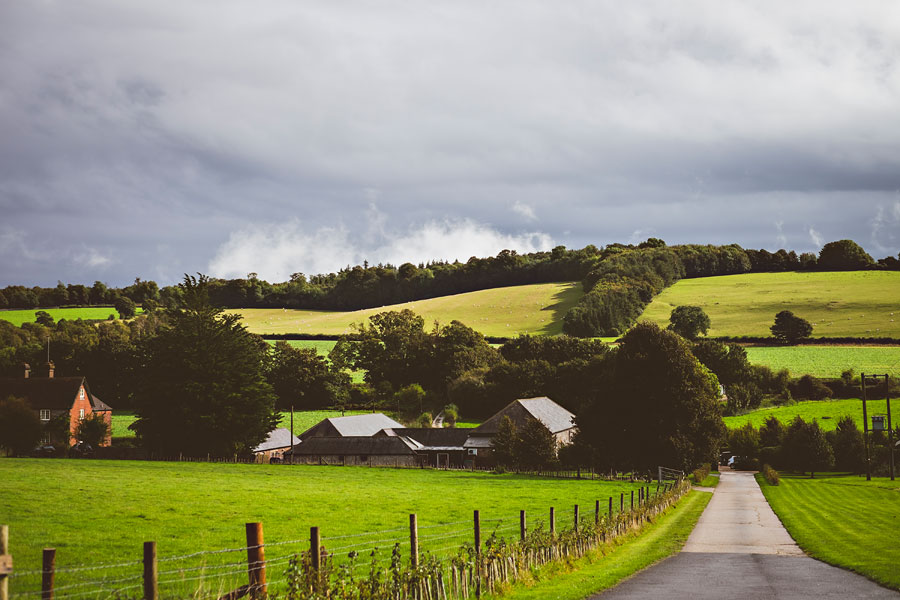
[2,1,900,287]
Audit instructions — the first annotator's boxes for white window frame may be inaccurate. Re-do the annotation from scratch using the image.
[40,409,51,422]
[79,408,85,420]
[79,387,85,400]
[41,433,51,445]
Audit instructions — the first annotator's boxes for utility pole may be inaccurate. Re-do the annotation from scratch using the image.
[862,373,872,481]
[887,375,895,481]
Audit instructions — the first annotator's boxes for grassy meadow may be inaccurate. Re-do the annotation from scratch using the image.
[758,473,900,590]
[229,282,582,337]
[113,409,422,438]
[745,345,900,378]
[640,271,900,338]
[2,459,645,596]
[0,307,142,326]
[723,398,899,432]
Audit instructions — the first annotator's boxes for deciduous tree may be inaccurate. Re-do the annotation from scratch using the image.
[0,396,42,456]
[770,310,813,344]
[668,305,710,340]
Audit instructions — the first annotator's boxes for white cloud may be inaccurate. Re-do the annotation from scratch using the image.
[774,221,787,247]
[72,247,114,269]
[208,218,554,282]
[870,200,900,252]
[511,201,537,221]
[809,227,824,248]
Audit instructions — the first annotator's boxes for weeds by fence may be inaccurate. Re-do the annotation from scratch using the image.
[5,479,690,600]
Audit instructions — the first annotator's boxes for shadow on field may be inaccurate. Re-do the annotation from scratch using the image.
[540,283,583,335]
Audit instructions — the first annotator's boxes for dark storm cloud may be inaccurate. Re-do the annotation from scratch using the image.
[1,1,899,286]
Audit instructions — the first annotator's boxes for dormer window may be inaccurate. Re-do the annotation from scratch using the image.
[40,409,50,421]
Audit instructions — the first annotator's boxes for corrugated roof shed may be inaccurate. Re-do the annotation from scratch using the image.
[379,428,470,449]
[253,427,301,453]
[284,436,417,456]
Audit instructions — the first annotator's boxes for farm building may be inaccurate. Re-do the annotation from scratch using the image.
[252,427,300,463]
[377,427,470,468]
[298,413,403,441]
[464,397,575,466]
[282,436,424,467]
[0,362,112,447]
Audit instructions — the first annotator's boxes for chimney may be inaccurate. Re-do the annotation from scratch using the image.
[23,363,31,379]
[46,361,55,378]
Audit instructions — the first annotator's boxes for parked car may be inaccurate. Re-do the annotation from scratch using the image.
[71,442,94,458]
[32,444,57,457]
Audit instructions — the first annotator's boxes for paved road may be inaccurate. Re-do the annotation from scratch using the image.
[592,471,899,599]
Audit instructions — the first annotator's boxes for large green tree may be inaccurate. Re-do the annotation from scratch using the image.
[770,310,813,344]
[131,275,278,457]
[266,341,350,410]
[817,239,875,270]
[576,322,725,472]
[0,396,42,456]
[668,305,710,340]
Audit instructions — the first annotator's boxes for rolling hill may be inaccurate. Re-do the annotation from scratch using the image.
[639,271,900,338]
[229,281,582,337]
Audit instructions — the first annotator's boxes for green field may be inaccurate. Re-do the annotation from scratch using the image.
[1,460,645,596]
[640,271,900,338]
[758,473,900,590]
[723,398,900,431]
[113,410,408,439]
[0,307,143,326]
[745,346,900,378]
[229,282,582,337]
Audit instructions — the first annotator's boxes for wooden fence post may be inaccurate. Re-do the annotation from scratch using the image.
[549,507,555,536]
[630,491,634,511]
[409,514,419,568]
[246,523,266,598]
[143,541,157,600]
[520,510,526,542]
[310,527,320,584]
[608,497,613,521]
[474,511,481,599]
[594,500,600,526]
[0,525,10,600]
[574,505,579,531]
[41,548,55,600]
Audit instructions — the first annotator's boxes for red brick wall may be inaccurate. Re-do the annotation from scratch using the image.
[68,385,94,447]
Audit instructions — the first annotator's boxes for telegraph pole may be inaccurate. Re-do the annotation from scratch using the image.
[862,373,871,481]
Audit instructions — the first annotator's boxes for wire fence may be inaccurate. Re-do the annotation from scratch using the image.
[3,474,687,600]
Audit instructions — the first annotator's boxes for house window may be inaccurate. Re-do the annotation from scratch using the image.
[41,433,51,445]
[79,408,85,420]
[40,409,51,421]
[80,387,86,401]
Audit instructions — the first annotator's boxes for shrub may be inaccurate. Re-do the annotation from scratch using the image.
[762,464,780,485]
[692,463,711,484]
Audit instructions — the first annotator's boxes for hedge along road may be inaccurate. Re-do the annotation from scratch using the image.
[592,471,900,599]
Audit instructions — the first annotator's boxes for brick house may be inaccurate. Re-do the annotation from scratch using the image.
[0,362,113,447]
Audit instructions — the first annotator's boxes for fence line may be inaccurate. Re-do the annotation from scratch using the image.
[4,479,689,600]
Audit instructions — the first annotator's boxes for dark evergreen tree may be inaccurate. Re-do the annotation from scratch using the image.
[130,275,278,457]
[0,396,42,456]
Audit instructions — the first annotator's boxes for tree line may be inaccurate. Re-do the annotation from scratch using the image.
[2,239,897,321]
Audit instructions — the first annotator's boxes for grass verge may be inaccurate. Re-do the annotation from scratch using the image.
[758,472,900,590]
[695,473,720,488]
[490,490,712,600]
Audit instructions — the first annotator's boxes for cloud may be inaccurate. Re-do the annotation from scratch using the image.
[208,218,554,282]
[72,247,114,269]
[809,227,824,248]
[870,200,900,252]
[511,201,537,221]
[774,221,787,247]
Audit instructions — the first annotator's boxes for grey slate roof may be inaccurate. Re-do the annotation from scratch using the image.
[90,395,113,412]
[283,436,417,456]
[253,427,301,453]
[473,397,575,435]
[378,428,470,449]
[300,413,404,441]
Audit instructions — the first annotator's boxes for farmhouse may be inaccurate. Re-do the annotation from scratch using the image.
[464,397,575,466]
[0,362,112,447]
[298,413,404,441]
[252,427,300,463]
